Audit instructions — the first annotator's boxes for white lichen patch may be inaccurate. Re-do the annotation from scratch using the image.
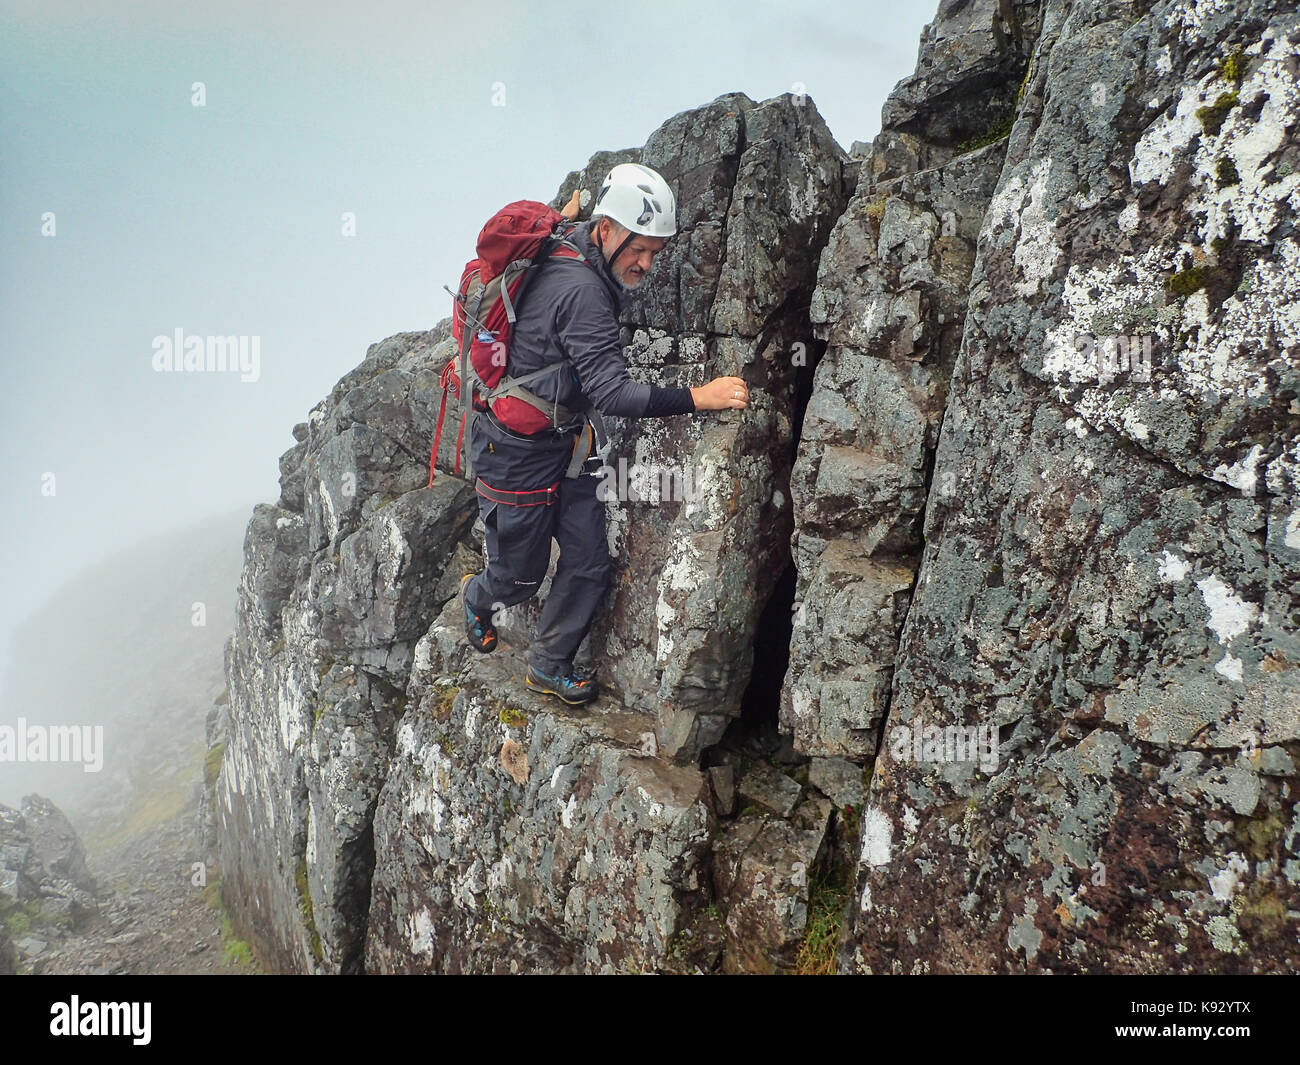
[1196,573,1260,643]
[377,514,408,590]
[859,806,893,868]
[1197,35,1300,248]
[1210,443,1265,494]
[901,804,919,844]
[560,792,578,829]
[319,483,338,543]
[655,533,705,663]
[988,156,1060,296]
[636,786,664,820]
[407,908,436,956]
[1158,549,1192,582]
[1035,33,1299,472]
[1164,0,1234,46]
[1214,653,1244,682]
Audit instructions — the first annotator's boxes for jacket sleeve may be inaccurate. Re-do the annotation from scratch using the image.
[553,280,695,418]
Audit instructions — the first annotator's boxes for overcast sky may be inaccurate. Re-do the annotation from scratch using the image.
[0,0,933,694]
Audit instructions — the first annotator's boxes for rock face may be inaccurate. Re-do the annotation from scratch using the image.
[0,795,99,933]
[213,0,1300,974]
[843,0,1300,973]
[212,90,850,973]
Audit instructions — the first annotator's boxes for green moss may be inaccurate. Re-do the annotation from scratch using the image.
[1238,887,1286,936]
[955,112,1016,155]
[313,702,328,723]
[1166,264,1215,297]
[1016,57,1034,104]
[295,858,325,965]
[498,703,527,729]
[202,874,261,972]
[1196,91,1239,136]
[1216,156,1240,187]
[864,198,886,222]
[220,912,255,967]
[1211,234,1231,255]
[203,743,225,788]
[1234,810,1285,861]
[1217,47,1246,85]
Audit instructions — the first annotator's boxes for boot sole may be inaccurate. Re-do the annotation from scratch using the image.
[524,672,596,705]
[461,574,497,653]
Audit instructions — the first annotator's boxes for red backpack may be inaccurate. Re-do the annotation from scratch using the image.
[429,200,591,485]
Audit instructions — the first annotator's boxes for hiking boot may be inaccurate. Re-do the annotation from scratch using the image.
[461,574,497,653]
[524,663,598,705]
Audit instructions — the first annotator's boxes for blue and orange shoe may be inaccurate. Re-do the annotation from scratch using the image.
[460,574,497,653]
[524,663,598,705]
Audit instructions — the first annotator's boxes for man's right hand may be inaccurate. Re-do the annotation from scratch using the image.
[691,376,749,411]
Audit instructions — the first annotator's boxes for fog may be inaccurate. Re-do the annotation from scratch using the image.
[0,0,929,810]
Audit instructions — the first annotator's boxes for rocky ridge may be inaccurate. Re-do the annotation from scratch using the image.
[208,0,1300,974]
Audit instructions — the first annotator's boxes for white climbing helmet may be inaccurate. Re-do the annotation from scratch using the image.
[590,163,677,238]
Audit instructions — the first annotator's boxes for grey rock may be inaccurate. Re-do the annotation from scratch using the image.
[708,764,736,815]
[365,649,713,973]
[0,796,98,928]
[20,795,95,895]
[15,936,47,957]
[715,796,833,973]
[213,0,1300,979]
[737,762,803,818]
[809,757,866,810]
[844,0,1300,975]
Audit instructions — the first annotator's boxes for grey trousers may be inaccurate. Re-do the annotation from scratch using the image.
[462,411,611,676]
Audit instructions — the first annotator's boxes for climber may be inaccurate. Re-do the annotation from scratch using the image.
[459,162,750,705]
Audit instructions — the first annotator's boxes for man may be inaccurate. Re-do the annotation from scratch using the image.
[460,163,750,705]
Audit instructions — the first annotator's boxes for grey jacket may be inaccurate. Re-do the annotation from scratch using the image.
[505,219,695,423]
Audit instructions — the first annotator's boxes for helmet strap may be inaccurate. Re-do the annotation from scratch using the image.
[594,218,637,283]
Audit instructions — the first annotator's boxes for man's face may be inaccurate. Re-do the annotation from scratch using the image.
[598,220,666,287]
